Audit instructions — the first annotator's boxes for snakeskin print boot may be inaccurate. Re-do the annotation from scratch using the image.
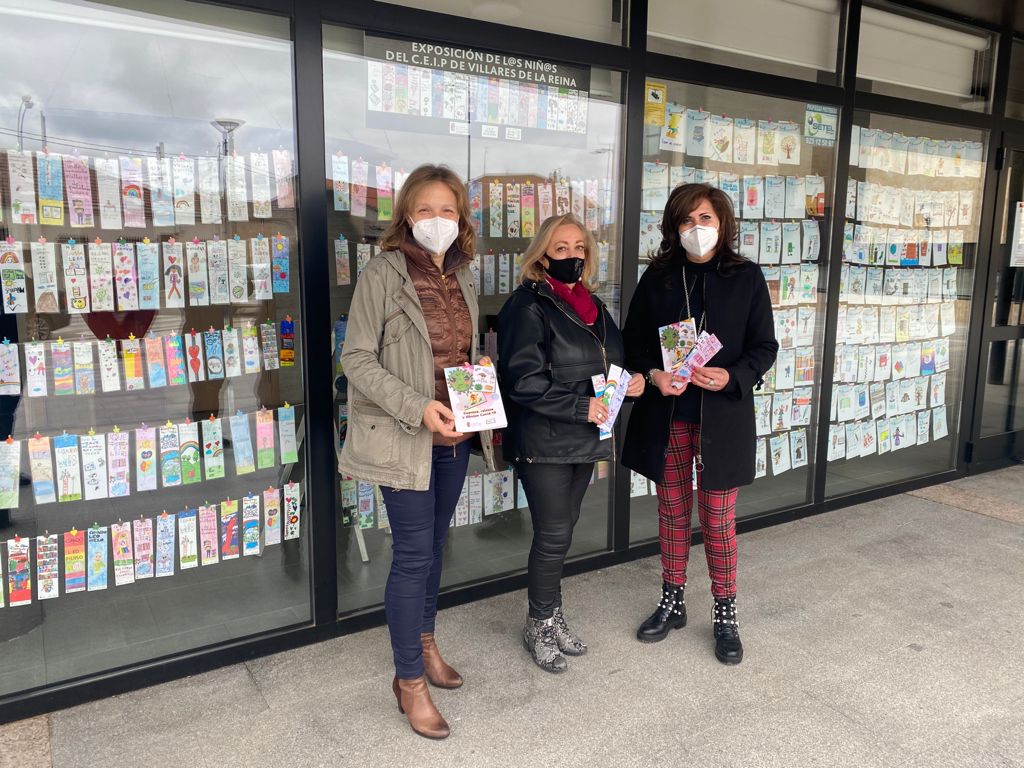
[522,616,568,673]
[552,606,587,656]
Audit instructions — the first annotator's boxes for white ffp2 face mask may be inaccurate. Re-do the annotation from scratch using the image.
[679,225,719,258]
[411,216,459,255]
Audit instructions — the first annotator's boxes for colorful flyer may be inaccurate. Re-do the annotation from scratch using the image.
[272,148,294,208]
[658,318,698,375]
[34,154,63,223]
[242,326,261,374]
[87,525,109,591]
[251,236,272,300]
[107,429,130,498]
[186,240,209,306]
[250,152,273,218]
[204,329,225,380]
[197,156,222,224]
[51,340,73,395]
[88,241,115,311]
[0,240,28,313]
[163,240,185,308]
[230,411,256,475]
[284,481,301,540]
[94,157,123,229]
[159,423,182,488]
[147,156,174,226]
[164,334,187,386]
[142,334,166,388]
[260,322,280,371]
[61,241,90,312]
[202,417,226,480]
[7,150,37,224]
[28,435,55,504]
[226,154,249,222]
[136,426,157,492]
[444,363,508,432]
[272,234,290,293]
[65,155,95,227]
[264,487,282,545]
[134,240,160,309]
[64,529,86,593]
[332,153,350,211]
[54,433,82,502]
[179,420,201,485]
[0,341,20,395]
[278,404,298,464]
[122,336,145,390]
[81,432,108,501]
[117,156,145,228]
[178,508,198,569]
[132,518,154,579]
[256,408,276,469]
[207,238,230,305]
[228,237,249,302]
[96,337,120,392]
[185,331,206,383]
[31,239,60,313]
[242,494,261,556]
[220,499,240,560]
[73,340,96,395]
[111,521,135,586]
[155,513,175,577]
[199,505,219,566]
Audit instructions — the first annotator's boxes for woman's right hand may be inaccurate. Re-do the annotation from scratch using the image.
[653,370,687,396]
[423,400,463,439]
[588,397,610,425]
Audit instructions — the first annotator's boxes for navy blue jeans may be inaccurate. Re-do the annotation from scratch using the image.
[381,442,470,680]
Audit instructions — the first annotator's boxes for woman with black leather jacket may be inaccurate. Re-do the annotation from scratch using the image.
[497,213,644,674]
[621,183,778,665]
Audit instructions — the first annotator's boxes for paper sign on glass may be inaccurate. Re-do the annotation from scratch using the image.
[54,433,82,502]
[0,241,28,313]
[199,505,219,566]
[37,153,65,226]
[111,521,135,586]
[230,411,256,475]
[242,495,261,556]
[28,435,55,504]
[164,334,187,386]
[278,405,298,464]
[73,340,96,395]
[133,519,154,579]
[163,240,185,308]
[87,525,108,591]
[147,156,174,226]
[36,534,59,600]
[264,487,282,546]
[186,241,209,306]
[80,432,108,501]
[251,236,272,299]
[119,156,146,228]
[156,514,175,577]
[179,420,201,485]
[226,155,249,222]
[31,240,60,313]
[228,238,249,302]
[444,363,508,432]
[178,509,198,569]
[65,155,95,227]
[159,423,182,487]
[7,150,38,224]
[122,336,145,390]
[88,241,115,311]
[94,157,123,229]
[0,342,20,396]
[185,331,205,383]
[220,499,240,560]
[61,241,90,312]
[284,482,301,540]
[64,529,86,593]
[108,430,130,498]
[207,239,230,305]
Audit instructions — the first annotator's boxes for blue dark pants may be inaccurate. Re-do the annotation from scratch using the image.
[381,442,470,680]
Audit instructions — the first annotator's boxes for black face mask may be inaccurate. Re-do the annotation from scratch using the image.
[544,256,586,285]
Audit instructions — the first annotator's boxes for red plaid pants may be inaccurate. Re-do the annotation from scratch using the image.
[655,421,739,599]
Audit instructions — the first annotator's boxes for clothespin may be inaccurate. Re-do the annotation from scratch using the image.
[37,236,46,245]
[67,238,77,246]
[143,237,151,245]
[94,237,102,245]
[168,237,176,246]
[112,426,121,433]
[87,427,95,437]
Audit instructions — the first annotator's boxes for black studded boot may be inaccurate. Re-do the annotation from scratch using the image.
[636,582,687,643]
[712,597,743,664]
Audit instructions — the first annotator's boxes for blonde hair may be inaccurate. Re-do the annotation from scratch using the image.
[518,213,598,291]
[378,164,476,256]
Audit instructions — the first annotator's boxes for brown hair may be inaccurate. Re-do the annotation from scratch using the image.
[518,213,598,292]
[378,164,475,256]
[648,183,746,271]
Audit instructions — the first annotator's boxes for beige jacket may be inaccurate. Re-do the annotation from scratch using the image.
[338,249,496,490]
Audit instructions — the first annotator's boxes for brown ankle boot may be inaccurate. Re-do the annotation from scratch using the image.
[420,632,464,689]
[392,675,450,739]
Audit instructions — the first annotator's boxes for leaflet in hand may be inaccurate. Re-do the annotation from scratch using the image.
[658,319,697,374]
[677,332,723,378]
[592,364,628,441]
[445,362,508,432]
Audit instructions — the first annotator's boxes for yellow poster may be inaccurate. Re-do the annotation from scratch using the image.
[644,81,667,126]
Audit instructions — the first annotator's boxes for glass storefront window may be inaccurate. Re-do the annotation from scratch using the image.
[1007,41,1024,122]
[991,146,1024,326]
[0,0,307,698]
[647,0,840,84]
[630,81,838,543]
[979,340,1024,437]
[825,115,986,497]
[323,26,625,614]
[857,5,996,113]
[374,0,627,45]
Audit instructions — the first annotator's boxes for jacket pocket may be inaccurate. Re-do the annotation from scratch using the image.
[348,407,399,469]
[382,310,414,346]
[551,360,602,384]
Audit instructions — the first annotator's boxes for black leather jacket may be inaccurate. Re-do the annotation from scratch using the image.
[497,280,625,464]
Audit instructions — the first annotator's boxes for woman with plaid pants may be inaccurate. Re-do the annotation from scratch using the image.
[621,184,778,664]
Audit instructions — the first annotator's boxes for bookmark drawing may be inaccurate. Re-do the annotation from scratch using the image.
[332,153,350,211]
[251,236,272,300]
[204,329,225,380]
[141,334,166,388]
[271,234,290,293]
[0,341,20,395]
[28,435,56,504]
[185,331,206,383]
[178,509,198,570]
[199,505,219,566]
[228,237,249,302]
[0,438,20,509]
[272,148,294,208]
[197,156,222,224]
[52,339,74,396]
[94,157,123,229]
[334,237,351,286]
[179,419,201,485]
[88,240,115,311]
[36,534,60,600]
[73,340,96,395]
[186,240,209,306]
[122,336,145,390]
[7,150,37,224]
[375,163,393,221]
[264,487,282,546]
[159,422,182,489]
[111,521,135,587]
[226,155,249,222]
[135,426,157,492]
[6,537,31,605]
[221,327,242,378]
[202,416,226,480]
[133,519,154,579]
[220,499,240,560]
[207,238,230,305]
[242,326,261,374]
[255,408,276,469]
[154,514,175,578]
[352,158,368,217]
[112,241,139,311]
[119,156,146,228]
[87,525,109,591]
[162,239,185,308]
[31,239,60,312]
[108,429,130,498]
[62,240,90,313]
[64,529,86,593]
[137,240,160,309]
[147,156,174,226]
[164,334,187,386]
[260,322,280,371]
[279,316,295,367]
[24,342,48,397]
[54,433,82,502]
[757,120,779,166]
[80,432,108,501]
[278,404,299,464]
[355,243,371,278]
[242,494,261,556]
[64,154,95,227]
[97,337,121,392]
[230,411,256,475]
[284,481,301,540]
[0,240,28,313]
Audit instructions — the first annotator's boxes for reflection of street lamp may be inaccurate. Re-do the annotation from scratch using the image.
[16,95,34,150]
[210,118,245,156]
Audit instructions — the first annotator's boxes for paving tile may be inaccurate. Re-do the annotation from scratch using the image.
[0,715,51,768]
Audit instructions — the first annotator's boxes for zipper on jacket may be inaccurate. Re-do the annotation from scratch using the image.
[695,275,708,473]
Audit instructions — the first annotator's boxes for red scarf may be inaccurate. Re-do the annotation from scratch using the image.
[546,278,598,325]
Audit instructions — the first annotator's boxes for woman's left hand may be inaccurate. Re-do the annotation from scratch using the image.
[478,356,493,367]
[626,372,645,397]
[691,366,730,392]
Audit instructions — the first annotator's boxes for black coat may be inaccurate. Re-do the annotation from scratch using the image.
[497,280,625,464]
[621,255,778,490]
